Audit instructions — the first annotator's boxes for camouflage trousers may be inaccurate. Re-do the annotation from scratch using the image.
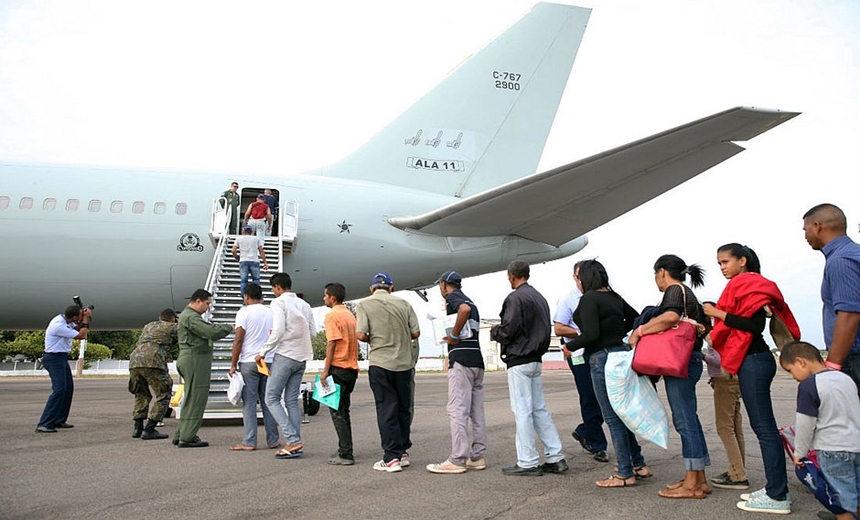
[128,367,173,422]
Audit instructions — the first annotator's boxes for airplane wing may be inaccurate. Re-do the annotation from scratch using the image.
[388,107,800,246]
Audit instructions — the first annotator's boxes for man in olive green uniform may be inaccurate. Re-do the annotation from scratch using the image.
[221,181,240,235]
[128,308,179,440]
[174,289,233,448]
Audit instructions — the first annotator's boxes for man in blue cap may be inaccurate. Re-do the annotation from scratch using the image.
[356,272,421,473]
[426,270,487,474]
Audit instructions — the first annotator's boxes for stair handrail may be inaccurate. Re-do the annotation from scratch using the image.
[209,197,231,245]
[202,228,229,322]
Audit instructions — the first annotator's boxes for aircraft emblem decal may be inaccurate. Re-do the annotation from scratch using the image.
[338,220,352,234]
[177,233,204,252]
[446,132,463,149]
[404,129,422,146]
[425,131,443,148]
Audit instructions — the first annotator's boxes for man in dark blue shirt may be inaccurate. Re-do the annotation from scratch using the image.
[426,271,486,474]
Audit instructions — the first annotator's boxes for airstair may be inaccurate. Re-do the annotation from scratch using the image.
[189,198,299,418]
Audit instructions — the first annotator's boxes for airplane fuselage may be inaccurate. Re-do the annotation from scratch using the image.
[0,163,586,329]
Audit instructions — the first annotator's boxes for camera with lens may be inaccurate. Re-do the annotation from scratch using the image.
[73,295,95,311]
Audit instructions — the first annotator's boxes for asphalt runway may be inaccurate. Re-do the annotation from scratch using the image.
[0,369,824,519]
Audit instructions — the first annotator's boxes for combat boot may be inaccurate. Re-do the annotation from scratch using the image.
[132,418,144,438]
[140,419,168,440]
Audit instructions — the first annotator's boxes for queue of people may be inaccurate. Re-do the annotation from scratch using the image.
[34,202,860,518]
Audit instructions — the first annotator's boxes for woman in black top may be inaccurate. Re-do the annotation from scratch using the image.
[566,259,646,488]
[629,255,710,498]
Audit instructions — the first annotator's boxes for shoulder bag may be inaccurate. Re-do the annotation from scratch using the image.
[632,284,698,379]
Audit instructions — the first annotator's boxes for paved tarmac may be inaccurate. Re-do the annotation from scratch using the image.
[0,369,824,519]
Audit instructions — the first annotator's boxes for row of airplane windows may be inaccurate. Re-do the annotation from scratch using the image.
[0,196,187,215]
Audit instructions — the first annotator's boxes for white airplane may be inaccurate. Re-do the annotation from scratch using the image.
[0,3,798,330]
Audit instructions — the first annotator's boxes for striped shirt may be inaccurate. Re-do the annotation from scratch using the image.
[821,235,860,354]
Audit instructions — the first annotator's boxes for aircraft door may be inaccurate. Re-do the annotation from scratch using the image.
[240,187,280,237]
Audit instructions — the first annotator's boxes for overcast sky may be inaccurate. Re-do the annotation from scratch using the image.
[1,1,858,354]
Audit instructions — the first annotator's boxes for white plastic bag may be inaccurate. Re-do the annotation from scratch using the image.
[227,372,245,406]
[605,350,669,449]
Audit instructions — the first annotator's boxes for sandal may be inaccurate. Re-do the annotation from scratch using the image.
[658,485,707,499]
[596,474,636,488]
[664,478,711,495]
[634,465,653,479]
[229,444,255,451]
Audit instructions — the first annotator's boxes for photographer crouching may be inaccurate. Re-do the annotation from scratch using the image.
[35,304,92,433]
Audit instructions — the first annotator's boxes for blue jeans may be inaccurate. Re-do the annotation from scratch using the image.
[38,353,74,428]
[265,354,305,446]
[738,350,788,501]
[663,351,710,470]
[238,261,261,296]
[506,362,564,468]
[566,352,607,451]
[818,450,860,512]
[590,346,646,479]
[239,362,279,448]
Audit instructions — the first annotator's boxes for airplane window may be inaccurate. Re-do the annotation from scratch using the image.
[154,202,166,215]
[66,199,79,212]
[110,200,123,213]
[20,197,34,210]
[0,196,10,210]
[88,200,102,212]
[43,198,57,211]
[175,202,187,215]
[132,201,145,214]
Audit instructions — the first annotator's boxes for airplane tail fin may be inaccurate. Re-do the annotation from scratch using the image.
[321,3,591,198]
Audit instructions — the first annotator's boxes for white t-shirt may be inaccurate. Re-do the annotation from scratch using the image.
[235,235,262,263]
[235,303,274,363]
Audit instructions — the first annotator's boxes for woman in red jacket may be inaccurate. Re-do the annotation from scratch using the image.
[703,243,800,515]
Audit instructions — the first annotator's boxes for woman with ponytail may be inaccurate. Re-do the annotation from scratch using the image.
[629,254,711,499]
[703,244,800,515]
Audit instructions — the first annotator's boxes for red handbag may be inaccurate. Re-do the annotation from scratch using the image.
[632,284,698,378]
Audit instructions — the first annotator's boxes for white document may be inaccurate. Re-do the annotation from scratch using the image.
[314,375,336,397]
[431,313,473,345]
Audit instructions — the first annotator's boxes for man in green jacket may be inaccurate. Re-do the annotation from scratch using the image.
[174,289,233,448]
[221,181,240,235]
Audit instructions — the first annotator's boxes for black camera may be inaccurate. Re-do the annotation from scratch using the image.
[73,295,95,311]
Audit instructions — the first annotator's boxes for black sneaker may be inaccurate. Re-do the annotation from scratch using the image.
[502,464,542,476]
[540,460,569,474]
[710,472,750,490]
[593,450,609,463]
[571,431,596,455]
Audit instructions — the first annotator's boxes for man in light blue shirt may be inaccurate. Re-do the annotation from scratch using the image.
[803,203,860,396]
[36,305,91,433]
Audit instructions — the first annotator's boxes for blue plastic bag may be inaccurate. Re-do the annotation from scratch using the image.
[605,350,669,449]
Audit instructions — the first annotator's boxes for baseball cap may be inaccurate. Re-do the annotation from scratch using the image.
[242,225,253,233]
[437,270,462,284]
[256,194,265,199]
[370,272,394,287]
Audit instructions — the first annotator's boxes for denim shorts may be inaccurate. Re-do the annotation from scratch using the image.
[818,449,860,512]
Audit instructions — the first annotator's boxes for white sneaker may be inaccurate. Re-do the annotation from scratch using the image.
[737,494,791,515]
[372,459,402,473]
[466,457,487,470]
[740,489,791,504]
[426,460,467,474]
[400,452,410,467]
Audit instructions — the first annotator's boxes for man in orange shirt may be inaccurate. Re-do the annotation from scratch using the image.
[322,282,360,465]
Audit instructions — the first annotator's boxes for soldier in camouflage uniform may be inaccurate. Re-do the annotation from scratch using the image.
[128,308,179,440]
[174,289,233,448]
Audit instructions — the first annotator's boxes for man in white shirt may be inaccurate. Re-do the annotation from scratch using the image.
[232,226,268,297]
[256,273,316,459]
[36,305,91,433]
[228,283,278,451]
